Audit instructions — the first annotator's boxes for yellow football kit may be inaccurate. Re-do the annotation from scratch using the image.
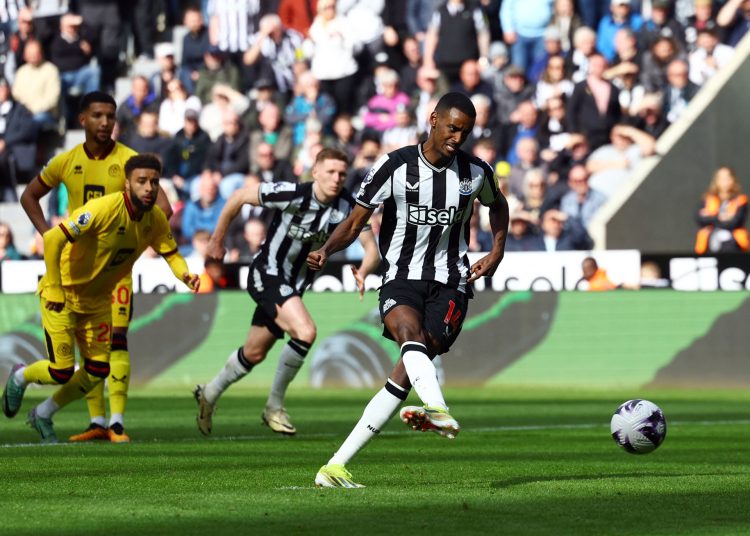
[39,141,139,424]
[25,192,188,413]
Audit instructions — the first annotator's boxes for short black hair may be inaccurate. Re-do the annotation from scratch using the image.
[434,92,476,119]
[125,153,163,177]
[79,91,117,112]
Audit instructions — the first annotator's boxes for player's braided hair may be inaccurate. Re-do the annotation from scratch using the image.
[79,91,117,112]
[125,154,163,178]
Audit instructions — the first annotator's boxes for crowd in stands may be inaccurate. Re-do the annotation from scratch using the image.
[0,0,748,262]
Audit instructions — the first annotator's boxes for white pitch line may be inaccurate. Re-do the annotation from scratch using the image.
[1,419,748,449]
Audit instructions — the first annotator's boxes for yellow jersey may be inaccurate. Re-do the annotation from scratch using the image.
[39,141,138,211]
[51,192,178,311]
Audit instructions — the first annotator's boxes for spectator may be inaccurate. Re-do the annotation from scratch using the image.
[639,0,687,52]
[506,100,540,165]
[560,163,608,227]
[662,58,698,123]
[405,0,434,49]
[151,43,179,101]
[243,13,303,98]
[500,0,554,75]
[596,0,644,63]
[452,59,494,102]
[579,256,617,290]
[688,26,734,87]
[685,0,719,52]
[695,166,749,254]
[249,102,294,163]
[250,141,296,183]
[180,6,210,93]
[207,0,264,66]
[204,109,250,199]
[528,25,565,82]
[641,35,684,92]
[537,94,571,155]
[609,61,645,117]
[9,7,34,70]
[607,28,642,70]
[0,78,37,200]
[345,135,381,192]
[131,0,159,60]
[285,71,336,146]
[632,93,669,138]
[159,79,202,136]
[482,41,510,82]
[717,0,750,47]
[398,36,423,96]
[228,217,266,262]
[0,221,21,260]
[494,65,535,126]
[539,208,594,250]
[117,75,158,140]
[578,0,611,29]
[363,69,411,133]
[11,39,60,129]
[48,13,100,117]
[423,0,490,84]
[329,114,358,160]
[78,0,122,92]
[411,66,444,137]
[505,211,545,251]
[195,46,242,105]
[381,105,418,153]
[123,111,178,176]
[567,53,622,150]
[200,83,250,142]
[173,109,211,200]
[464,94,502,153]
[508,136,542,198]
[586,123,655,197]
[549,0,584,53]
[181,173,226,241]
[534,54,575,108]
[303,0,360,115]
[565,25,598,83]
[547,132,591,198]
[520,167,552,223]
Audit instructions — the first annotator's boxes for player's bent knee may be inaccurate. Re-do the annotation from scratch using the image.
[84,359,110,379]
[49,366,74,384]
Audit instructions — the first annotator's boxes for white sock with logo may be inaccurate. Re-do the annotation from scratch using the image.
[204,347,254,404]
[328,380,408,466]
[401,342,447,410]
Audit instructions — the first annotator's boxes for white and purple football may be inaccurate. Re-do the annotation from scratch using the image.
[610,399,667,454]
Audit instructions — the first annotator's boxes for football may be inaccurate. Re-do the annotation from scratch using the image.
[610,399,667,454]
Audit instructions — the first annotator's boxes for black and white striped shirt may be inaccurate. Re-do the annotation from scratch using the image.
[207,0,261,53]
[357,144,500,293]
[251,181,357,292]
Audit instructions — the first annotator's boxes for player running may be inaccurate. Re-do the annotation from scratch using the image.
[307,93,509,487]
[193,148,380,436]
[2,154,199,443]
[19,91,173,443]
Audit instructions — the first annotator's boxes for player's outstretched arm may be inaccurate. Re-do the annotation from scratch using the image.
[351,228,380,300]
[41,225,69,311]
[468,194,509,283]
[20,177,53,235]
[308,204,374,271]
[162,251,200,292]
[206,183,261,260]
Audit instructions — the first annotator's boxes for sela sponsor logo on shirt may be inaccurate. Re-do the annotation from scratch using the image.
[279,284,294,297]
[288,223,330,243]
[407,204,464,226]
[458,177,474,195]
[382,298,397,312]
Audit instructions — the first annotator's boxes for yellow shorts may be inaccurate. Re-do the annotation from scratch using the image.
[40,296,112,369]
[110,273,133,330]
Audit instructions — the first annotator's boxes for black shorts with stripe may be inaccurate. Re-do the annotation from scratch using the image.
[246,264,301,339]
[378,279,470,356]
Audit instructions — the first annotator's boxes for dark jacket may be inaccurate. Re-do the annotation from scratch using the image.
[174,127,211,178]
[1,100,38,174]
[205,128,250,176]
[567,80,622,150]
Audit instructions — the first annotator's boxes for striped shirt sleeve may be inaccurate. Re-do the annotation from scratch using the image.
[356,154,393,209]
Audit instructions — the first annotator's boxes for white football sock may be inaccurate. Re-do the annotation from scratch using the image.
[91,416,107,427]
[204,347,254,404]
[109,413,124,427]
[266,338,310,410]
[328,380,408,466]
[35,397,60,419]
[401,342,447,410]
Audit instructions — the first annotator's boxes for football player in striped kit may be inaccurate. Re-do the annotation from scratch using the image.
[309,92,510,488]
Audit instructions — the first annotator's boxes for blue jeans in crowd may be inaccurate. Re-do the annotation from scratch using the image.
[511,35,546,77]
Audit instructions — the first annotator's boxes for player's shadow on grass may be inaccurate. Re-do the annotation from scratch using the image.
[490,471,744,488]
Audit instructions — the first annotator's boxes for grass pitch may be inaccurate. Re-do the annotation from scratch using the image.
[1,388,749,536]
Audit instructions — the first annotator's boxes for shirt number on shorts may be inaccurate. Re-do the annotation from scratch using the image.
[443,300,462,330]
[96,322,111,342]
